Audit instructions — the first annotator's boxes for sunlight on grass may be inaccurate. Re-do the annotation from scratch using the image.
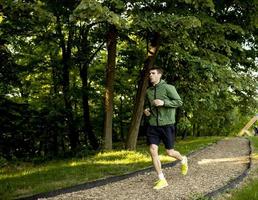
[1,137,223,181]
[92,150,175,165]
[70,151,152,166]
[0,168,47,180]
[69,160,90,167]
[0,136,223,199]
[0,149,180,183]
[0,163,70,180]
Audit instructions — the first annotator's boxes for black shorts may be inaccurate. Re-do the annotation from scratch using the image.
[146,125,175,149]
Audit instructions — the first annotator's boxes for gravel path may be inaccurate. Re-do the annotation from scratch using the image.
[39,137,250,200]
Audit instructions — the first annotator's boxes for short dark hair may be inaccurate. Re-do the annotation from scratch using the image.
[149,66,164,75]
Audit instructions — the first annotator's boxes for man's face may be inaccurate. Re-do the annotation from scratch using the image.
[149,69,162,85]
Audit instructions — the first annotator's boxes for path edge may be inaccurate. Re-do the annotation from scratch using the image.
[203,137,252,199]
[17,141,216,200]
[17,137,252,200]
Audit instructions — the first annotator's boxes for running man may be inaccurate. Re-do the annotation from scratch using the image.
[144,67,188,190]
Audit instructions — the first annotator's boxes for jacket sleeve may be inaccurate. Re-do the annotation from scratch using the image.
[144,96,149,110]
[144,91,150,110]
[163,85,183,108]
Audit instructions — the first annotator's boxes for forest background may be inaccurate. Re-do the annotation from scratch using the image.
[0,0,257,162]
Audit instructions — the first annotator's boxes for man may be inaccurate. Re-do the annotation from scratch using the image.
[144,67,188,190]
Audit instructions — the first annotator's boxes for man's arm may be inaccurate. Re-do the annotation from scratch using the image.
[144,95,151,116]
[144,108,151,116]
[163,85,183,108]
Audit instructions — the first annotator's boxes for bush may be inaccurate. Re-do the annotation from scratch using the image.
[0,156,7,167]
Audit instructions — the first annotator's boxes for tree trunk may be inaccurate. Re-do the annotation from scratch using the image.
[80,65,99,150]
[50,53,62,155]
[78,24,104,151]
[119,96,124,142]
[126,32,161,150]
[62,47,78,151]
[193,123,196,136]
[57,16,78,151]
[104,24,117,150]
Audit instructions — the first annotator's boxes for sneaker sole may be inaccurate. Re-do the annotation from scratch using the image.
[153,183,168,190]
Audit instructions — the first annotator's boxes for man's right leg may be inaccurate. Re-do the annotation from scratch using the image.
[150,144,168,189]
[150,144,162,175]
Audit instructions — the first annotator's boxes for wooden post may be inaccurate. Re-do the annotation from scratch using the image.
[238,115,258,136]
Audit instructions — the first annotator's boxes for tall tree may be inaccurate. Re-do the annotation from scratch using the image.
[125,1,202,149]
[74,0,124,150]
[76,22,102,150]
[126,32,161,150]
[104,24,117,150]
[50,1,80,150]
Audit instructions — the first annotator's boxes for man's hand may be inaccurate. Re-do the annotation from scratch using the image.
[153,99,164,107]
[144,108,151,116]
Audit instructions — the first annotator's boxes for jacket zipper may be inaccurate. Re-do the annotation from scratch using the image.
[154,85,159,126]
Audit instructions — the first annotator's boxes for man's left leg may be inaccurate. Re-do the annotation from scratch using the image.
[162,126,188,176]
[166,149,188,175]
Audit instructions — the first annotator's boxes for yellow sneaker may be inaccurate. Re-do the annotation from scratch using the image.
[153,180,159,186]
[153,179,168,190]
[181,156,188,175]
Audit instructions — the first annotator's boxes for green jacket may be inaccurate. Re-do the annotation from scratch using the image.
[145,80,183,126]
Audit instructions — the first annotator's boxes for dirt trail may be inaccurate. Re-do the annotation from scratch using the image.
[39,137,250,200]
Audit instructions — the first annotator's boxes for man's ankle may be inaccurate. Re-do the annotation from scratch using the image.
[158,172,165,180]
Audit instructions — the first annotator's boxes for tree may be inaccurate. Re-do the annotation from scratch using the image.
[126,32,161,150]
[104,24,117,150]
[0,0,257,158]
[125,0,202,149]
[47,0,80,150]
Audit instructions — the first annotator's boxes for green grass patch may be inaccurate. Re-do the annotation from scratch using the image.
[222,136,258,200]
[0,136,222,199]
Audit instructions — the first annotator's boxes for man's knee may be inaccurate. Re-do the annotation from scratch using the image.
[150,144,158,156]
[166,149,176,156]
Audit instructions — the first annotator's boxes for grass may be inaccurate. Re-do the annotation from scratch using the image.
[221,136,258,200]
[0,136,222,199]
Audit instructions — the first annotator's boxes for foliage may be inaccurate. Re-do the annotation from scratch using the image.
[0,0,257,157]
